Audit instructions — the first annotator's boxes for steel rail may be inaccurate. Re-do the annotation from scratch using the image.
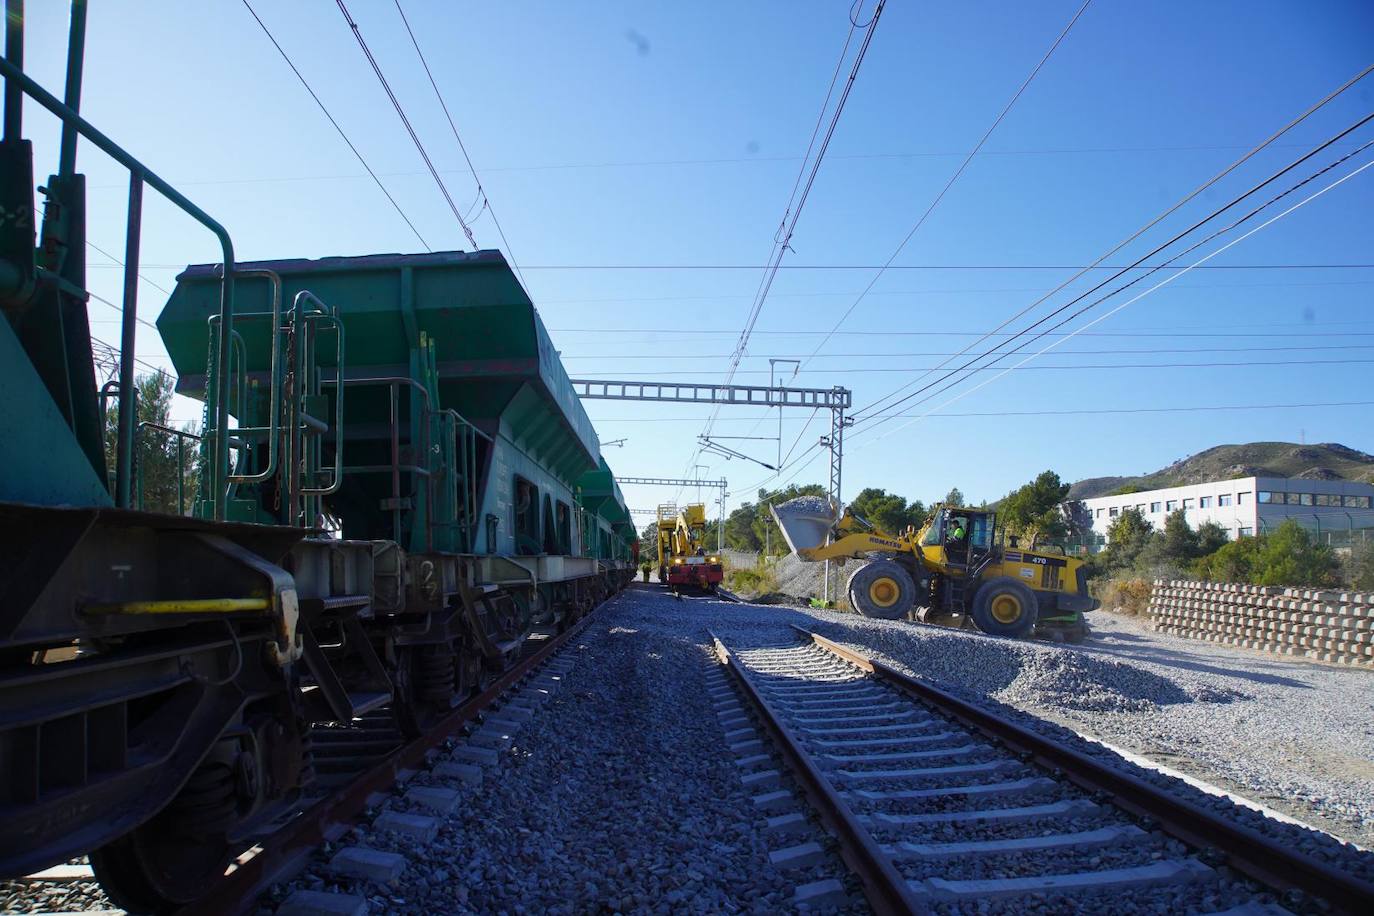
[792,626,1374,914]
[710,631,926,916]
[180,603,610,916]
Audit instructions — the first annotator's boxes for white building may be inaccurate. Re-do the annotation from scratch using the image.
[1079,477,1374,541]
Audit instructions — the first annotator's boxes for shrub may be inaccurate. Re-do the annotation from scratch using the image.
[1343,542,1374,591]
[726,560,780,597]
[1193,520,1338,587]
[1097,577,1153,615]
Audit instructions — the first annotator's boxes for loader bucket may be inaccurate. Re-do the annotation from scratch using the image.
[769,496,838,557]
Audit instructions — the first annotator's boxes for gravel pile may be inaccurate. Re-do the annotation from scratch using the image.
[272,588,861,914]
[771,554,827,602]
[774,495,832,516]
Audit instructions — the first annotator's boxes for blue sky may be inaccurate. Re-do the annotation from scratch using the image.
[20,0,1374,516]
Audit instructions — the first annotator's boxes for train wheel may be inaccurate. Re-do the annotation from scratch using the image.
[90,758,237,913]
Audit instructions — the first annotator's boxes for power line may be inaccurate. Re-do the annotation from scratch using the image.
[239,0,431,251]
[706,0,887,438]
[335,0,479,250]
[862,155,1374,445]
[872,399,1374,420]
[854,104,1374,424]
[866,135,1374,427]
[498,262,1374,270]
[82,139,1373,189]
[565,358,1374,376]
[549,326,1374,338]
[590,399,1374,422]
[557,344,1374,359]
[390,0,528,291]
[86,240,172,296]
[83,260,1374,271]
[688,0,886,498]
[801,0,1093,371]
[531,277,1374,306]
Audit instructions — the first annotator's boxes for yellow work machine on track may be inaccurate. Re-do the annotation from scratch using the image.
[769,498,1097,641]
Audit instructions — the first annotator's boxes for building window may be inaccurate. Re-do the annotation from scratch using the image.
[1300,493,1313,506]
[1166,500,1178,511]
[1238,526,1254,537]
[1258,491,1273,504]
[1096,508,1105,519]
[1315,494,1334,507]
[1182,498,1195,509]
[1149,501,1162,513]
[1346,495,1372,509]
[1218,494,1232,507]
[1135,504,1146,512]
[1199,496,1212,508]
[1237,492,1249,505]
[1109,507,1119,517]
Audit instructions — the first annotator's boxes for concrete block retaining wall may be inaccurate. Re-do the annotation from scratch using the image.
[1150,579,1374,669]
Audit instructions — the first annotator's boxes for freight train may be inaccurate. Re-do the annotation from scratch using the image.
[0,7,634,912]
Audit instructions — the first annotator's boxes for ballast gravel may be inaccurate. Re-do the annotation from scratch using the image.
[700,588,1374,891]
[269,591,862,914]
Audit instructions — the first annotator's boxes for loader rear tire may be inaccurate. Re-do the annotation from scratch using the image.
[846,560,916,620]
[971,577,1038,639]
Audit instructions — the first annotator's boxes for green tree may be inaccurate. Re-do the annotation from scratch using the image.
[943,487,964,508]
[1158,510,1201,562]
[851,487,926,536]
[639,522,658,566]
[1061,499,1093,539]
[1100,508,1154,575]
[722,501,763,551]
[1252,521,1339,587]
[102,370,199,515]
[998,470,1070,546]
[1193,535,1262,582]
[1193,521,1338,587]
[1195,520,1229,558]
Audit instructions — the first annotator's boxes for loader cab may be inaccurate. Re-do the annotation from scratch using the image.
[922,507,994,571]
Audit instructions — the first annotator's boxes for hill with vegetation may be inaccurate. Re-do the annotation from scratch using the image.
[1068,442,1374,500]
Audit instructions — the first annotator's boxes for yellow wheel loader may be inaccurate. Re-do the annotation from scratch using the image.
[769,498,1097,640]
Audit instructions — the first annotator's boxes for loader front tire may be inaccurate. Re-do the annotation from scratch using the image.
[971,577,1038,638]
[846,560,916,620]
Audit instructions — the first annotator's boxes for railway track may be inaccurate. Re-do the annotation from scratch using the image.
[6,603,608,916]
[711,626,1374,915]
[192,613,600,916]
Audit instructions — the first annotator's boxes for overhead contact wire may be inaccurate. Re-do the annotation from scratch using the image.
[800,0,1094,372]
[239,0,431,251]
[855,125,1374,433]
[391,0,529,290]
[865,156,1374,444]
[851,62,1374,423]
[335,0,479,250]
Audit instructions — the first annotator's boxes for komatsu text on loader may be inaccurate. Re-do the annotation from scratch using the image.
[770,498,1097,640]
